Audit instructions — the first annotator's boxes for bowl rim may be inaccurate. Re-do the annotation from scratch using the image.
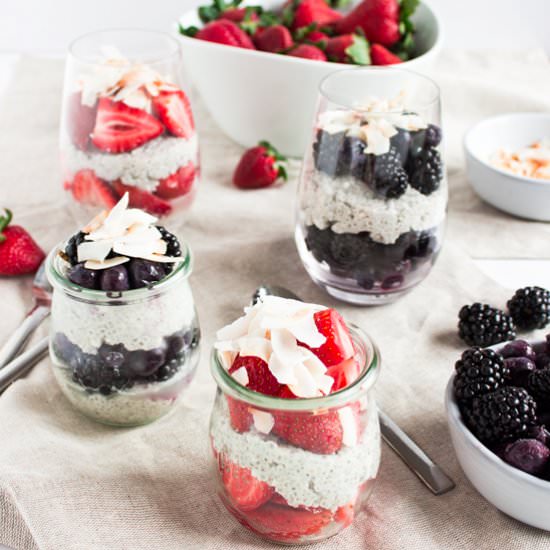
[445,339,550,490]
[175,0,443,69]
[464,112,550,187]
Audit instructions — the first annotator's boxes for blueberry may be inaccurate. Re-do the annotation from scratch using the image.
[104,351,125,368]
[389,128,411,166]
[53,333,79,363]
[68,263,100,290]
[503,439,550,476]
[424,124,442,148]
[409,129,427,157]
[166,334,185,358]
[128,259,166,289]
[100,265,130,291]
[381,274,404,290]
[536,354,550,369]
[500,340,536,361]
[144,348,166,375]
[504,357,536,387]
[526,425,550,446]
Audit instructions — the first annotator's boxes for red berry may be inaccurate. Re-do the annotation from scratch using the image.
[370,43,403,65]
[220,7,259,23]
[254,25,294,53]
[226,396,253,432]
[284,411,343,454]
[112,181,172,216]
[69,169,119,210]
[91,98,164,153]
[334,0,400,46]
[0,210,45,276]
[221,458,274,511]
[66,92,97,150]
[196,20,256,49]
[325,34,371,64]
[233,141,287,189]
[229,355,282,395]
[326,357,361,392]
[155,163,196,199]
[290,0,342,31]
[152,90,195,139]
[288,44,327,61]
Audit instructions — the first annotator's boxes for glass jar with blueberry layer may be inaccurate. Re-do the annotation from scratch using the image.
[46,245,200,427]
[296,68,447,305]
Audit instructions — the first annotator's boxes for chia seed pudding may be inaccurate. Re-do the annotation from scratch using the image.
[47,193,200,426]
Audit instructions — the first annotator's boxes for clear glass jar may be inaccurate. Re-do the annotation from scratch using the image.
[209,325,380,544]
[296,68,447,305]
[60,29,199,229]
[46,245,200,427]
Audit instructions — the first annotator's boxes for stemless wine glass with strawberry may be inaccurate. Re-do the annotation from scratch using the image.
[60,30,199,228]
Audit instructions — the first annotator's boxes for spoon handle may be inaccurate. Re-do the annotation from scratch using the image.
[379,409,455,495]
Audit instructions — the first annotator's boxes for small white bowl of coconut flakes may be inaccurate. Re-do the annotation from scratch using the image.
[464,112,550,222]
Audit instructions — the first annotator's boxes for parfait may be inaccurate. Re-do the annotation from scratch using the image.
[210,296,380,544]
[46,193,200,426]
[296,69,447,305]
[61,30,199,225]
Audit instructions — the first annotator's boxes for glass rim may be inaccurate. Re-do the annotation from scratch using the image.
[210,323,380,411]
[68,28,181,65]
[318,66,441,113]
[46,242,192,303]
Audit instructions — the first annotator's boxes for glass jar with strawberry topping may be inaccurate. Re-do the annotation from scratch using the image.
[60,30,199,228]
[46,194,200,426]
[209,297,381,544]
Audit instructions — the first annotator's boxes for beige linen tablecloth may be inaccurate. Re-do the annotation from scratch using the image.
[1,52,550,550]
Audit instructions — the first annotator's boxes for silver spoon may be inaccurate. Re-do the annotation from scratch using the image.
[252,283,455,496]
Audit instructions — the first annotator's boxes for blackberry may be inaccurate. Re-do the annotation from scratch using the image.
[453,347,508,404]
[464,386,537,444]
[424,124,442,148]
[312,130,349,177]
[458,303,516,347]
[157,226,182,257]
[507,286,550,330]
[408,146,443,195]
[304,225,333,264]
[370,148,409,199]
[64,231,87,265]
[527,368,550,400]
[328,234,365,270]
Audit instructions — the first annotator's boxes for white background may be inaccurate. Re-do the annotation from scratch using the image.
[2,0,550,54]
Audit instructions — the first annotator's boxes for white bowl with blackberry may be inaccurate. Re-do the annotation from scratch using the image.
[446,287,550,530]
[47,193,200,426]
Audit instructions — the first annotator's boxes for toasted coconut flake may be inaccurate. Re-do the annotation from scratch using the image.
[231,366,249,386]
[338,407,358,447]
[252,410,274,434]
[82,210,108,234]
[84,256,129,270]
[77,240,113,263]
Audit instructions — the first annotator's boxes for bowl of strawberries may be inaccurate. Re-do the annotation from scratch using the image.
[176,0,441,156]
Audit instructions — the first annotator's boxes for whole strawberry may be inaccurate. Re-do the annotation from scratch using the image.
[288,43,327,61]
[233,141,288,189]
[370,43,402,65]
[0,210,45,276]
[195,19,256,49]
[325,34,371,64]
[254,25,294,53]
[334,0,401,46]
[285,0,342,31]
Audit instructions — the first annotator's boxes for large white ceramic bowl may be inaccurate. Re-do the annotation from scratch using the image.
[445,343,550,531]
[177,0,442,157]
[464,113,550,221]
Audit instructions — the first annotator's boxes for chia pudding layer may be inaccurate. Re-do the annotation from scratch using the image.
[64,135,198,192]
[302,169,447,245]
[211,399,380,511]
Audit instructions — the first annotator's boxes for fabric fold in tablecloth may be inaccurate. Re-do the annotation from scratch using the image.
[1,51,550,550]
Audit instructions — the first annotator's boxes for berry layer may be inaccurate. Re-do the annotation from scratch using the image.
[64,135,198,192]
[211,397,380,511]
[301,169,447,245]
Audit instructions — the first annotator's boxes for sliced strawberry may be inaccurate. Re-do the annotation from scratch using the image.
[70,170,119,209]
[335,501,355,528]
[91,98,163,153]
[305,309,354,367]
[229,355,282,396]
[284,411,343,454]
[226,396,253,432]
[152,90,195,139]
[112,181,172,216]
[326,357,361,392]
[246,503,332,541]
[221,459,274,511]
[155,163,196,199]
[66,92,97,150]
[370,43,403,65]
[270,492,290,506]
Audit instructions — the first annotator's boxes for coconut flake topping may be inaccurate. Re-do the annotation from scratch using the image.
[75,193,185,268]
[215,296,335,398]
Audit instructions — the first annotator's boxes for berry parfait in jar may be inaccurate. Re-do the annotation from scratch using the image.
[210,296,380,544]
[296,68,447,305]
[61,30,199,227]
[46,193,200,426]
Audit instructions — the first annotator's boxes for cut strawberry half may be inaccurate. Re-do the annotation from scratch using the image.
[91,97,164,153]
[69,170,119,209]
[226,396,252,433]
[66,92,97,150]
[326,357,361,392]
[152,90,195,139]
[155,163,196,199]
[229,355,282,396]
[112,181,172,216]
[221,459,274,511]
[304,309,354,367]
[246,503,332,541]
[283,411,343,454]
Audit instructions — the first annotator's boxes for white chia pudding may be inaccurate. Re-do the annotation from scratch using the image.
[64,135,198,192]
[211,399,380,511]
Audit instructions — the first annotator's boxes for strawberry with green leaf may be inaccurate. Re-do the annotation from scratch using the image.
[284,0,342,31]
[233,141,288,189]
[325,33,371,64]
